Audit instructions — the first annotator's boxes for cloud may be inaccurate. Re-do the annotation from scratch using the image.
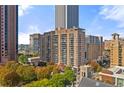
[19,5,33,16]
[99,5,124,28]
[19,25,41,44]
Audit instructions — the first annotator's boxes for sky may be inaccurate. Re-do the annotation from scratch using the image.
[19,5,124,44]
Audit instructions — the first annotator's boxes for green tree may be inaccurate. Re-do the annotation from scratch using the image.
[18,55,28,64]
[25,79,49,87]
[16,65,36,83]
[49,74,66,87]
[64,66,72,71]
[64,69,76,86]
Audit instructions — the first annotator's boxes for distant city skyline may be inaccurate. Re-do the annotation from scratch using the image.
[19,5,124,44]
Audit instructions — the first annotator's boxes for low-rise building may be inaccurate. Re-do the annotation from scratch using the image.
[28,57,42,66]
[99,66,124,87]
[79,77,114,87]
[80,65,93,81]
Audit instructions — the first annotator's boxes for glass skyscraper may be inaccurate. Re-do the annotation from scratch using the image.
[55,5,79,29]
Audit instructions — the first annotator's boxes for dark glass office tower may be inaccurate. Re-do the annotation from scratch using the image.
[55,5,79,29]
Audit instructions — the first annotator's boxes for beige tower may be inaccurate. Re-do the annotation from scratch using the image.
[104,33,124,67]
[41,27,86,67]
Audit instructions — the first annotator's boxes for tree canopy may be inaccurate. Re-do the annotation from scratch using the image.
[88,60,102,72]
[25,79,49,87]
[18,55,28,64]
[0,61,76,87]
[35,67,50,80]
[0,67,20,86]
[16,65,36,83]
[49,74,66,87]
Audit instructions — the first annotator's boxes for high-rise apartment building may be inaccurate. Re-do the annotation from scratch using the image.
[104,33,124,67]
[18,44,30,55]
[30,33,42,56]
[0,5,18,63]
[41,31,55,62]
[41,27,86,67]
[86,35,103,61]
[55,5,79,29]
[104,40,111,50]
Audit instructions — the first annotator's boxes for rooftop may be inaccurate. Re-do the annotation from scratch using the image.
[80,65,91,68]
[28,57,40,60]
[108,67,120,74]
[109,66,124,74]
[79,77,114,87]
[99,66,124,79]
[112,33,119,36]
